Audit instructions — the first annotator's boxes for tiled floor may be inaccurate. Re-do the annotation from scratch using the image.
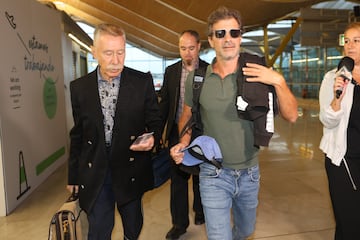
[0,100,336,240]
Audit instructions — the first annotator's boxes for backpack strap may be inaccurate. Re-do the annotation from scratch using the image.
[179,67,207,139]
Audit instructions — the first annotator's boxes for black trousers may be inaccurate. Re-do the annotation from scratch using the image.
[87,170,143,240]
[169,125,203,229]
[325,156,360,240]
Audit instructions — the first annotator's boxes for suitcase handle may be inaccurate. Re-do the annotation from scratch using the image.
[66,188,79,202]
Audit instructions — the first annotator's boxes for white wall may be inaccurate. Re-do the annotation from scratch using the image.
[0,0,68,215]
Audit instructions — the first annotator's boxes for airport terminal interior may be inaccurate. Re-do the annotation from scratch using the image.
[2,0,360,239]
[0,99,334,239]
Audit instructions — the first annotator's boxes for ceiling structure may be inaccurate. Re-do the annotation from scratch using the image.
[38,0,360,59]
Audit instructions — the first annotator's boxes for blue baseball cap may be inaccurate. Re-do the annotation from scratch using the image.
[181,136,223,168]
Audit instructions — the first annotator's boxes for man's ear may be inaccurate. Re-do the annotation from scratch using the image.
[91,45,96,59]
[208,37,214,48]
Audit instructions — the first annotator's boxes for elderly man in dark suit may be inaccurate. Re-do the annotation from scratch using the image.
[159,30,208,240]
[67,23,162,240]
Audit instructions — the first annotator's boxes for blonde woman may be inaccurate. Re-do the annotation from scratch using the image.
[319,22,360,239]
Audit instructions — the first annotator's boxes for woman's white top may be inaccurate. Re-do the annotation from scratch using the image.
[319,68,355,166]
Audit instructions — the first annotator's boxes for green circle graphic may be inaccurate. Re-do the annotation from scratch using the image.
[43,77,57,119]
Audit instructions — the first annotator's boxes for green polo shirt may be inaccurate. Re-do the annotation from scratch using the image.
[184,64,259,170]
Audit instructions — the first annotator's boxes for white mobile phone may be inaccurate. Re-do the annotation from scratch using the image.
[131,132,154,145]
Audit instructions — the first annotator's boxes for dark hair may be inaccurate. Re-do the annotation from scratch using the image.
[180,30,200,43]
[207,6,243,37]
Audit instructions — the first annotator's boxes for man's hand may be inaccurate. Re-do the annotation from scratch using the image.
[66,185,78,194]
[242,62,282,86]
[129,133,155,151]
[170,142,187,164]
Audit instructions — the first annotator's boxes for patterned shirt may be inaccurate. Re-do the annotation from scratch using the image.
[176,60,199,122]
[97,70,121,146]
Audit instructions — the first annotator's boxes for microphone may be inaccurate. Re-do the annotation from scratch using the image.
[335,56,354,99]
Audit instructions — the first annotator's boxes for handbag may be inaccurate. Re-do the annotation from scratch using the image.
[48,190,88,240]
[152,143,172,188]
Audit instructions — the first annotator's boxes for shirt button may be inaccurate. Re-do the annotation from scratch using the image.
[88,163,92,168]
[81,185,85,189]
[87,140,92,145]
[131,178,135,182]
[129,157,135,162]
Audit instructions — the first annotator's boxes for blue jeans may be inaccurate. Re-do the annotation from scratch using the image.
[199,163,260,240]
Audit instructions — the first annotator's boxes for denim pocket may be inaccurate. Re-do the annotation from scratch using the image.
[248,164,260,182]
[199,163,220,178]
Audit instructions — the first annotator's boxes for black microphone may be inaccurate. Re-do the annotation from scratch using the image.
[335,56,354,99]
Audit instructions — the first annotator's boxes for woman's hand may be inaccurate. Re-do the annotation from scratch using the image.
[330,76,350,111]
[333,75,349,100]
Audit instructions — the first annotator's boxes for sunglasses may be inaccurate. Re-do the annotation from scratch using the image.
[213,29,242,38]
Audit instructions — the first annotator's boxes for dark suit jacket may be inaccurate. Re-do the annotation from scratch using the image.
[68,67,162,213]
[159,59,208,142]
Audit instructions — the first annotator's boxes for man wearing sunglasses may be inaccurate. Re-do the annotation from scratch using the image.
[170,6,298,240]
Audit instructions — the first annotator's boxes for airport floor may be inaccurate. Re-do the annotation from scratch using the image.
[0,99,336,240]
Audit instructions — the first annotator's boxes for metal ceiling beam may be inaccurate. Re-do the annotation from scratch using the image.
[269,17,302,67]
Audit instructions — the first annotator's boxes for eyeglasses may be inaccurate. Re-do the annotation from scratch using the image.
[213,29,242,38]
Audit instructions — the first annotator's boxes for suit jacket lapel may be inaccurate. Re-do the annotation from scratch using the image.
[112,68,130,133]
[87,70,106,134]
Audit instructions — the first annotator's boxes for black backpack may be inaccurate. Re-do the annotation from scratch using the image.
[179,67,207,139]
[179,67,207,175]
